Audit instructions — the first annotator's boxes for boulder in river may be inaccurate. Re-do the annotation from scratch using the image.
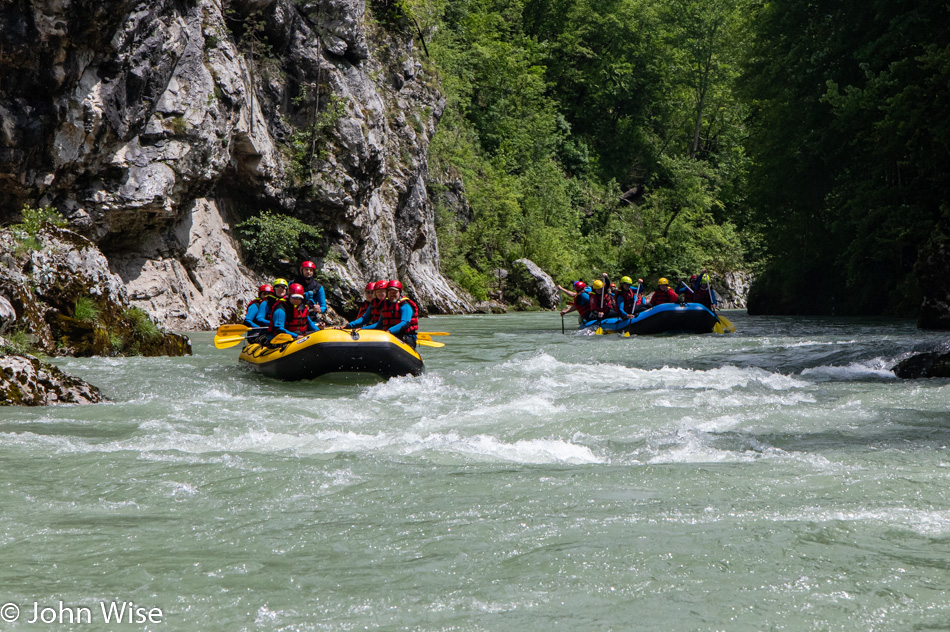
[892,352,950,379]
[507,259,559,309]
[0,337,105,406]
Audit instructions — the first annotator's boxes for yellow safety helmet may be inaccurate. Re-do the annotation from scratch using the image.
[658,277,669,286]
[592,280,604,290]
[273,278,289,287]
[701,274,711,285]
[620,276,633,285]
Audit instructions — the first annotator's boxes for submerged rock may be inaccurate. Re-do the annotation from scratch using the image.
[892,352,950,379]
[0,338,105,406]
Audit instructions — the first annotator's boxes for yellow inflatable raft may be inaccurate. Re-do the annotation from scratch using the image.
[239,328,424,380]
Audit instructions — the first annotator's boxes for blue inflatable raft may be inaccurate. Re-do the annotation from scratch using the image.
[581,303,720,335]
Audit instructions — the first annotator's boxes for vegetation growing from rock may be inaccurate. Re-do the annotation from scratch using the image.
[235,211,324,274]
[9,205,67,254]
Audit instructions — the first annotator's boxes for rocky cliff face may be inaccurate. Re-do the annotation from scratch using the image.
[0,0,471,330]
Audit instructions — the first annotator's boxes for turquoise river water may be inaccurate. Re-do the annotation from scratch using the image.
[2,312,950,631]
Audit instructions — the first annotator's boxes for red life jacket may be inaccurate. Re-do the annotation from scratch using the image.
[370,298,384,323]
[617,288,642,313]
[650,287,680,306]
[357,298,384,322]
[692,286,713,308]
[268,300,310,334]
[574,291,593,318]
[380,297,419,335]
[589,291,614,313]
[356,299,371,320]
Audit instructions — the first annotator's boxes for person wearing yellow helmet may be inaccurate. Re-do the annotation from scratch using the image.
[649,276,680,307]
[616,276,645,318]
[253,278,288,327]
[689,269,716,310]
[588,273,616,319]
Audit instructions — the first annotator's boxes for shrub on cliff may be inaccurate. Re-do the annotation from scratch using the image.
[235,211,323,273]
[9,205,67,254]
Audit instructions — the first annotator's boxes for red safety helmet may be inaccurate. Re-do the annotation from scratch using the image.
[289,283,305,298]
[300,260,316,271]
[573,281,587,291]
[374,280,388,290]
[365,282,376,292]
[387,280,403,291]
[258,284,274,294]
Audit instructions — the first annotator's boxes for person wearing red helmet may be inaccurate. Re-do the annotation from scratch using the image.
[243,283,274,328]
[291,260,326,318]
[267,283,321,341]
[357,282,376,318]
[558,280,593,321]
[345,280,387,329]
[362,279,419,347]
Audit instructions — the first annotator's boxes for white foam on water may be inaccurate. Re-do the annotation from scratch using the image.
[0,427,604,465]
[499,352,810,393]
[800,359,897,382]
[728,507,950,536]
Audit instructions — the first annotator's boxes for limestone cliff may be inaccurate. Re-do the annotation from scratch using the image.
[0,0,472,330]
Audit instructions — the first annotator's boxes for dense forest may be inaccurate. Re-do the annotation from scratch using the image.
[373,0,950,314]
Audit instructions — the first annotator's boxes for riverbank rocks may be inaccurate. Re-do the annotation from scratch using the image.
[893,351,950,379]
[507,259,560,309]
[0,226,190,357]
[0,339,105,406]
[916,237,950,329]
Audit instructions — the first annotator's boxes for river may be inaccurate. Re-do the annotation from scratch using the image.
[1,312,949,630]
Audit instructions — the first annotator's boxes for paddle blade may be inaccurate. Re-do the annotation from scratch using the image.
[417,339,445,348]
[595,327,604,335]
[623,331,631,338]
[717,315,736,333]
[417,331,450,337]
[216,324,251,336]
[213,335,247,349]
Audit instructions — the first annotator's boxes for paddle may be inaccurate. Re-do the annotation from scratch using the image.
[215,323,258,336]
[213,325,267,349]
[559,287,565,334]
[417,339,445,348]
[708,287,736,334]
[418,332,450,336]
[214,334,252,349]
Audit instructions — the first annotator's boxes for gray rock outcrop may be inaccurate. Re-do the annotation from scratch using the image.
[715,271,753,310]
[0,338,106,406]
[0,0,473,329]
[0,225,191,356]
[0,297,15,334]
[508,259,559,309]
